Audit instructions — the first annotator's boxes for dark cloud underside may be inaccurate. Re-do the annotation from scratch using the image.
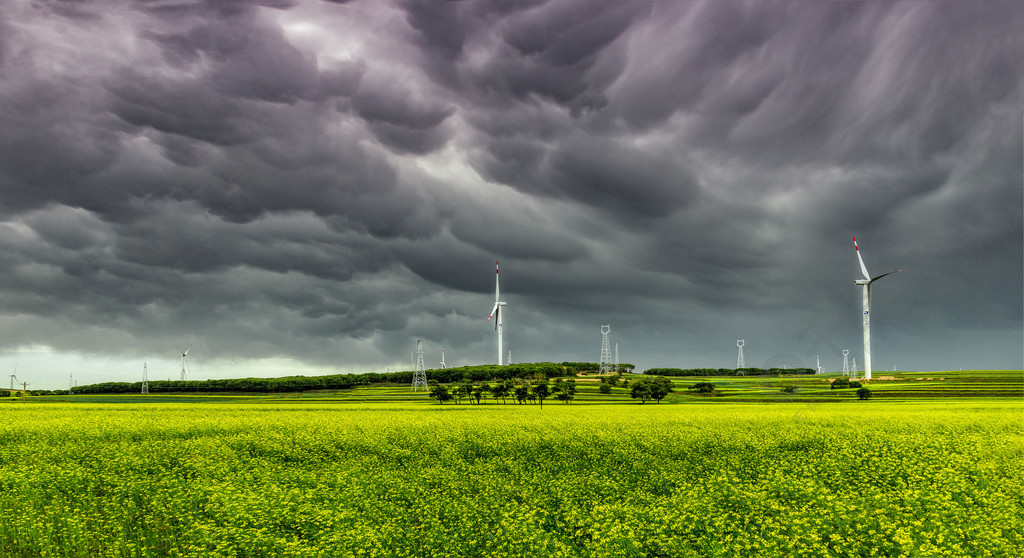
[0,0,1019,386]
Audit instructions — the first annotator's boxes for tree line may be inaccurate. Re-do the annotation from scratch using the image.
[427,375,578,407]
[428,374,675,406]
[643,367,816,377]
[67,362,588,395]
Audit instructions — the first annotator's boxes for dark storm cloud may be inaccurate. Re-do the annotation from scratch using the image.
[0,0,1020,386]
[351,77,455,154]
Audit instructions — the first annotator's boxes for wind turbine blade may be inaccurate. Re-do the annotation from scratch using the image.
[870,269,905,283]
[487,303,499,321]
[183,346,191,356]
[495,260,500,302]
[853,237,870,280]
[494,306,500,331]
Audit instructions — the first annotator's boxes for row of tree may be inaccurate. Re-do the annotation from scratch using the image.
[427,375,677,406]
[2,389,65,397]
[427,376,579,407]
[561,362,636,374]
[69,362,580,395]
[643,367,816,377]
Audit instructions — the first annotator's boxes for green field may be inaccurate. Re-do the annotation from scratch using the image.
[0,371,1021,556]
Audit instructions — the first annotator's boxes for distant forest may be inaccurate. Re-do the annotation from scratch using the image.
[10,362,815,396]
[45,362,631,395]
[643,367,816,377]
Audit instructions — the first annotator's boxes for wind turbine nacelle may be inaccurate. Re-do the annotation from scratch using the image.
[854,279,870,285]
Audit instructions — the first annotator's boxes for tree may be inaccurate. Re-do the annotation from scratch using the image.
[453,379,472,405]
[831,378,851,390]
[472,382,490,404]
[531,375,550,408]
[630,378,653,403]
[490,381,510,404]
[650,376,673,403]
[428,381,451,405]
[598,383,612,394]
[513,384,529,405]
[552,378,567,403]
[857,387,872,400]
[552,378,576,404]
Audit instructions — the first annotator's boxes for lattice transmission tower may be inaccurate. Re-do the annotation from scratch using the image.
[411,339,428,391]
[851,358,858,380]
[599,325,612,374]
[842,349,850,376]
[736,339,745,369]
[141,362,149,394]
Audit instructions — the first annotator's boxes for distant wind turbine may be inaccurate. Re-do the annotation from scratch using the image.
[487,260,507,365]
[440,346,447,369]
[853,237,904,381]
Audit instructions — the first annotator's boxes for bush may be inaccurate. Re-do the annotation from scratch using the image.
[688,382,716,394]
[831,378,851,389]
[598,383,612,394]
[857,388,872,400]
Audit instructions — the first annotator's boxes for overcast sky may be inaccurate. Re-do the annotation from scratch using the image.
[1,0,1021,389]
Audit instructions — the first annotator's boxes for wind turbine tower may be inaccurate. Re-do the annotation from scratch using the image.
[180,347,190,381]
[487,260,507,365]
[412,339,427,391]
[439,347,447,369]
[142,362,149,394]
[599,325,612,374]
[816,354,824,375]
[842,349,850,376]
[853,237,905,381]
[736,340,746,369]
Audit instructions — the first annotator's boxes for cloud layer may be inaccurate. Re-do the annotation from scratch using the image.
[0,0,1020,387]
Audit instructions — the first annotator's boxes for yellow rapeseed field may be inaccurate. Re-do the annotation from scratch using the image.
[0,400,1020,557]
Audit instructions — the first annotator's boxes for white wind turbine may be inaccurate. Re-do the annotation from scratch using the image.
[487,260,507,365]
[179,347,191,380]
[440,346,447,369]
[853,237,904,381]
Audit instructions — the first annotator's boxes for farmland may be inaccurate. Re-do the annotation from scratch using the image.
[0,372,1022,557]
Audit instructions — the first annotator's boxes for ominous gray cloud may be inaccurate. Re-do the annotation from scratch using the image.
[0,0,1020,388]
